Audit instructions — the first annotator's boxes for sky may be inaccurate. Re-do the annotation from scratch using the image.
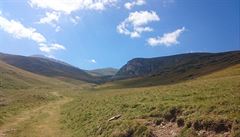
[0,0,239,70]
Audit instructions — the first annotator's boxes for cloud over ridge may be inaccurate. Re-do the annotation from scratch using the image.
[147,27,185,46]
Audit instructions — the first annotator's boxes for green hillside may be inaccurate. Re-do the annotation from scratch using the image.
[110,51,240,88]
[0,52,239,137]
[0,60,72,90]
[115,51,240,79]
[0,53,100,84]
[0,60,81,127]
[61,64,240,137]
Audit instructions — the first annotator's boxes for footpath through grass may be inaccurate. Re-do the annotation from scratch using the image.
[0,88,58,126]
[0,89,73,137]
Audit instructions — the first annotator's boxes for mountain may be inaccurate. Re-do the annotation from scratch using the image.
[109,51,240,87]
[0,60,75,89]
[1,51,239,87]
[86,68,118,77]
[0,53,100,83]
[30,55,72,67]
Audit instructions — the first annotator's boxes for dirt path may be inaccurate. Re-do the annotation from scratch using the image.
[135,119,182,137]
[151,122,181,137]
[0,92,72,137]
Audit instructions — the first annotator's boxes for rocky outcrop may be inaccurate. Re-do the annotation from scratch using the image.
[113,51,240,80]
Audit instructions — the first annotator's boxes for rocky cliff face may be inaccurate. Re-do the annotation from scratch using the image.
[113,51,240,80]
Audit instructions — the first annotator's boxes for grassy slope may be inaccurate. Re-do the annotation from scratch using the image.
[0,53,100,83]
[110,51,240,88]
[101,61,240,89]
[61,64,240,137]
[0,92,72,137]
[0,60,83,126]
[0,60,77,89]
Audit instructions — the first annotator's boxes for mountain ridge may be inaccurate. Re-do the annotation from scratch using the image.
[105,50,240,88]
[114,51,240,79]
[0,52,100,83]
[1,51,239,86]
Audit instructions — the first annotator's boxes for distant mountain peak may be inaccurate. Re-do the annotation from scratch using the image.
[86,67,119,77]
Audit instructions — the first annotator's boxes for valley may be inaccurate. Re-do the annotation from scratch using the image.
[1,1,239,136]
[61,64,240,137]
[0,51,239,137]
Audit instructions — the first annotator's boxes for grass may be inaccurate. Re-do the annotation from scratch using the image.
[1,59,240,137]
[61,64,240,137]
[2,91,72,137]
[0,60,82,126]
[0,89,59,126]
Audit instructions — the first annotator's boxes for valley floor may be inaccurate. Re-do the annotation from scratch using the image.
[0,92,72,137]
[0,64,239,137]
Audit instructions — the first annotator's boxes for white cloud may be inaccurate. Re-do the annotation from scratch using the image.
[117,11,159,38]
[89,59,97,63]
[55,26,61,32]
[147,27,185,46]
[0,15,46,43]
[0,14,65,53]
[38,11,60,26]
[37,11,61,32]
[128,11,160,26]
[124,0,145,10]
[29,0,117,14]
[29,0,116,31]
[39,43,66,53]
[70,16,80,25]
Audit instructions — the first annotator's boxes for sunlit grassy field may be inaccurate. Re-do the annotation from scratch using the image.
[61,65,240,137]
[0,89,58,126]
[1,60,240,137]
[0,60,79,127]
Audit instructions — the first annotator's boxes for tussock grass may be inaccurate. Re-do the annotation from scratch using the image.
[0,89,58,126]
[1,59,239,136]
[61,65,240,137]
[0,60,82,126]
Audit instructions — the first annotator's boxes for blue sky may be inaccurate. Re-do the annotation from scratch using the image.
[0,0,239,70]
